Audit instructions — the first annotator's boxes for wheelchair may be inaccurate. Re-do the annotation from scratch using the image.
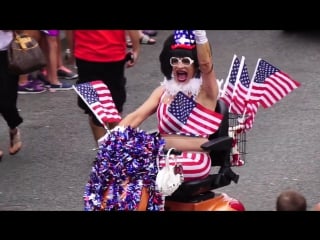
[163,99,246,211]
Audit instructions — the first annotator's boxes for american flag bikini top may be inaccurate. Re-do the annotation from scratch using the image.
[157,91,223,138]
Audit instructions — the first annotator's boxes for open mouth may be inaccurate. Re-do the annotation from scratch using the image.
[176,70,188,82]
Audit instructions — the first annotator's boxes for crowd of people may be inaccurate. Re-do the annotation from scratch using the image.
[1,29,319,211]
[17,30,77,94]
[0,29,157,160]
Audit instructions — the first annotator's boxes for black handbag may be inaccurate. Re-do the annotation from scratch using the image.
[7,32,46,75]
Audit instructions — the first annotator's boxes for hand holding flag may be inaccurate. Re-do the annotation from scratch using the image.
[73,80,122,129]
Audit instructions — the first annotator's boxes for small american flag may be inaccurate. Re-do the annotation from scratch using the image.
[166,92,223,136]
[171,30,196,50]
[220,56,241,106]
[230,62,251,115]
[250,59,267,102]
[230,61,259,131]
[254,59,301,108]
[73,80,121,129]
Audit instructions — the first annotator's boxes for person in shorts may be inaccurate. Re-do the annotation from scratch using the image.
[66,30,140,144]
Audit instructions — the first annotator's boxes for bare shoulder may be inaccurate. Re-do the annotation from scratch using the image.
[151,85,165,97]
[142,85,165,106]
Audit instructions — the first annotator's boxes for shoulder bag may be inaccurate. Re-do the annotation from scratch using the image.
[7,31,46,75]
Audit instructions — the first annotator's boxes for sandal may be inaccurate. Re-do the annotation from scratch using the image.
[127,34,156,48]
[0,150,3,161]
[139,34,156,45]
[142,30,157,37]
[9,128,22,155]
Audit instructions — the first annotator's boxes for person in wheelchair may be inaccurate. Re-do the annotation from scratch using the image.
[116,30,222,182]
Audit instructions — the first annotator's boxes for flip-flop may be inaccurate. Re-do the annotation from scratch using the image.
[9,128,22,155]
[0,150,3,161]
[140,34,156,45]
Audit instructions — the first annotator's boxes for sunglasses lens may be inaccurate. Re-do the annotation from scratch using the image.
[170,57,179,65]
[182,58,191,65]
[170,57,193,66]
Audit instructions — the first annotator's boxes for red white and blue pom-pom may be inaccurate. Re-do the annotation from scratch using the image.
[84,126,165,211]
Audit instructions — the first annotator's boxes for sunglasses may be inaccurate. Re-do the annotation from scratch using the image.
[169,57,194,67]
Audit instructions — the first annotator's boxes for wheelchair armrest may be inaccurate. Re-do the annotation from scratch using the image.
[219,166,239,184]
[200,136,233,151]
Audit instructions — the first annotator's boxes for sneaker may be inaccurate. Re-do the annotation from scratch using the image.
[57,68,78,80]
[18,81,47,94]
[32,78,46,87]
[28,74,46,87]
[50,82,73,91]
[36,72,50,87]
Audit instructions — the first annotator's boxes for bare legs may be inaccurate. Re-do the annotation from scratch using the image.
[43,35,61,85]
[89,116,107,144]
[88,116,119,146]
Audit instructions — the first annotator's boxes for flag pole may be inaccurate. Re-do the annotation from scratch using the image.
[218,78,224,98]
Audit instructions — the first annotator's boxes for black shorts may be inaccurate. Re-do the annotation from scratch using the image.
[76,58,127,126]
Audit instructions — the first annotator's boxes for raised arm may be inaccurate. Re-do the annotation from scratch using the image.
[194,30,219,103]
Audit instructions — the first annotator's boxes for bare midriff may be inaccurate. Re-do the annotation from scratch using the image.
[161,134,208,152]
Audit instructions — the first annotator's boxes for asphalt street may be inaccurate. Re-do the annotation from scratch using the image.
[0,30,319,211]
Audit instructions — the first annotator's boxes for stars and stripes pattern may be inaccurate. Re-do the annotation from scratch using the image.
[171,30,196,50]
[73,80,121,128]
[158,91,223,137]
[254,59,301,108]
[220,56,241,106]
[228,61,259,131]
[230,62,251,115]
[249,59,267,102]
